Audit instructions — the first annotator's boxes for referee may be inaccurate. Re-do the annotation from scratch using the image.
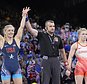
[25,12,68,84]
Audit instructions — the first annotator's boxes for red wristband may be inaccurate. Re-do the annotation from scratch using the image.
[64,61,69,66]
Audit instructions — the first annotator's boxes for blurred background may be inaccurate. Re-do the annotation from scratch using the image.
[0,0,87,29]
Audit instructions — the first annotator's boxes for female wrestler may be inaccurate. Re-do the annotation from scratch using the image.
[67,28,87,84]
[0,7,30,84]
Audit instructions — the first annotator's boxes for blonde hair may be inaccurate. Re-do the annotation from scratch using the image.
[3,25,15,35]
[77,28,87,36]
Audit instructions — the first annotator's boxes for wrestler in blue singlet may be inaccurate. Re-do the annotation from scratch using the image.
[1,39,22,80]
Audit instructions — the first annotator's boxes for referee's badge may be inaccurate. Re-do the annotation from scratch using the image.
[54,37,58,42]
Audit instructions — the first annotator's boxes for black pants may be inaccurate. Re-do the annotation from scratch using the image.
[41,57,61,84]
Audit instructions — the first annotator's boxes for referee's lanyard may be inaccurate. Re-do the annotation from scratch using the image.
[48,35,55,49]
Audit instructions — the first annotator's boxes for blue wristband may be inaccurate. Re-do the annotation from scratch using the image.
[26,16,29,22]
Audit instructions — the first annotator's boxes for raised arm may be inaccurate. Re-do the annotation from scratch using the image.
[0,35,4,40]
[25,8,38,37]
[0,35,4,49]
[15,7,30,40]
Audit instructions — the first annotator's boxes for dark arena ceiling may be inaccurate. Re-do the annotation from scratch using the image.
[0,0,87,27]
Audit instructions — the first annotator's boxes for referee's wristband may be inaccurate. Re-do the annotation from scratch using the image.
[26,16,29,22]
[64,61,69,66]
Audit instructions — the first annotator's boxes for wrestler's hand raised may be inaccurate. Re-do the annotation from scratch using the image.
[22,7,31,16]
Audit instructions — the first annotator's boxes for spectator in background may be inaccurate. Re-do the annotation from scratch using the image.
[27,58,40,84]
[70,28,78,43]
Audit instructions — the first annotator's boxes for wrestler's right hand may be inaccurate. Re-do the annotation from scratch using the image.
[22,7,30,17]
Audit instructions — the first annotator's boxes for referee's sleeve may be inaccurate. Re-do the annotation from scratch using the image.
[36,31,43,40]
